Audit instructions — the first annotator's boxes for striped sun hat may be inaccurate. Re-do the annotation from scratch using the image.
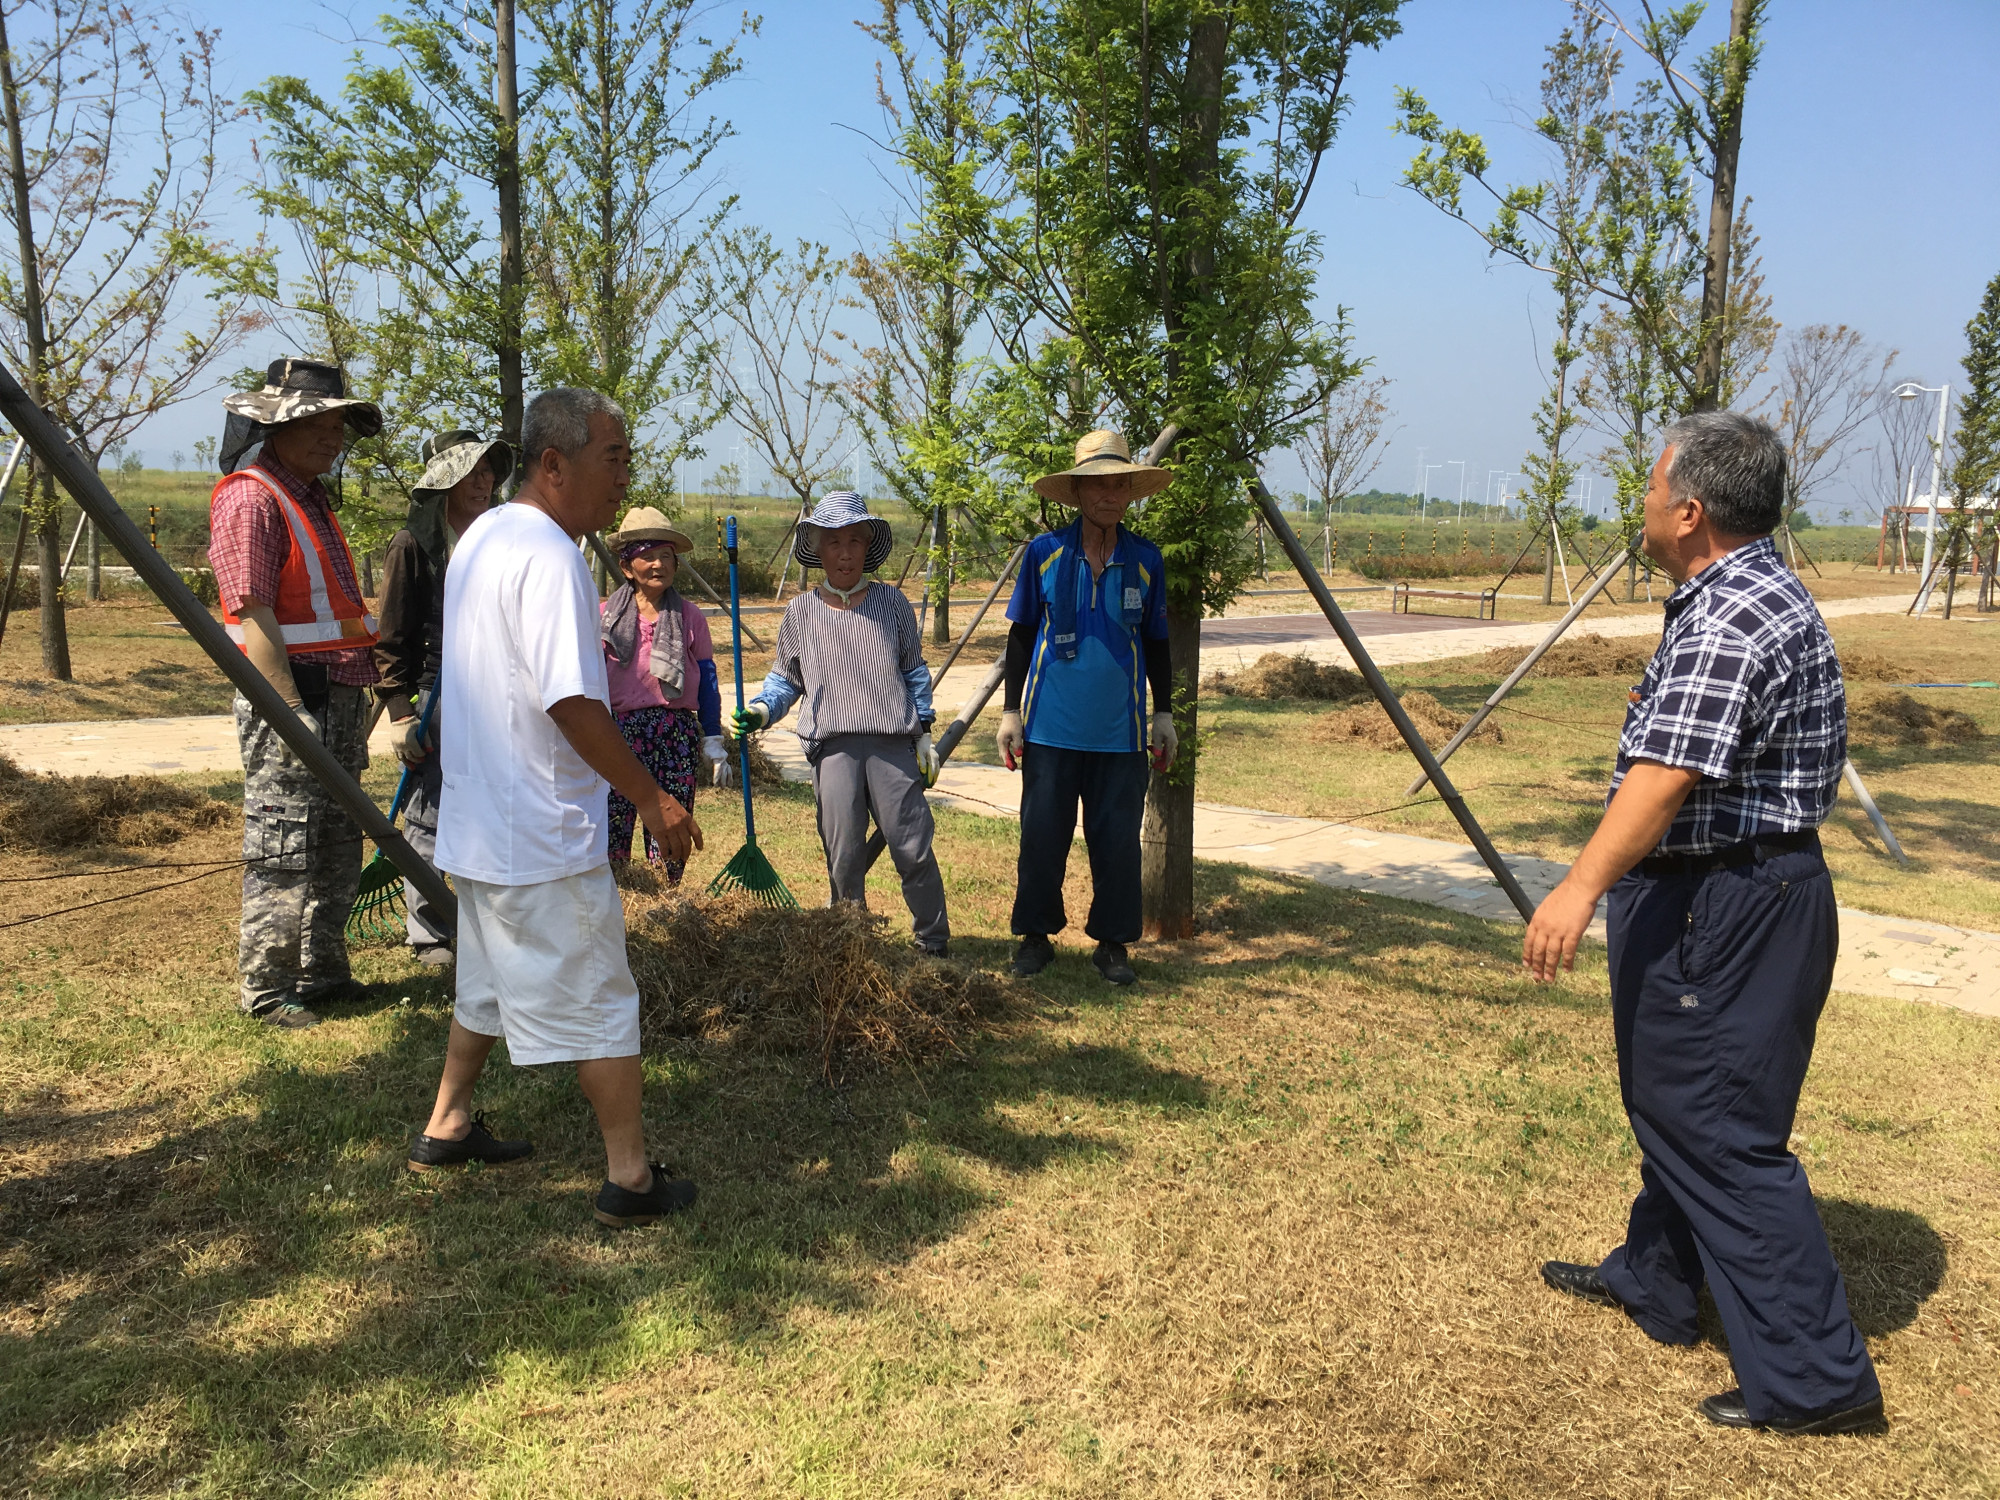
[794,491,893,573]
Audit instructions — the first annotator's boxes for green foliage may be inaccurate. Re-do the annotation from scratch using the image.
[247,0,747,547]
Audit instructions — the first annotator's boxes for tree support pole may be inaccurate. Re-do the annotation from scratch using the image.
[1406,529,1642,797]
[1249,476,1537,922]
[930,541,1025,695]
[0,435,31,648]
[1840,759,1908,866]
[0,358,458,930]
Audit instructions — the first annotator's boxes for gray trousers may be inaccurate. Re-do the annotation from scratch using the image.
[235,684,369,1014]
[809,732,949,952]
[401,750,449,951]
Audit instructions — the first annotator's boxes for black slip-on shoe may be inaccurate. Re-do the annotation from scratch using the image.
[1011,934,1056,977]
[595,1165,698,1228]
[407,1112,535,1173]
[918,942,950,960]
[1699,1388,1887,1435]
[1092,941,1136,985]
[255,1002,321,1031]
[1540,1260,1621,1307]
[300,978,369,1008]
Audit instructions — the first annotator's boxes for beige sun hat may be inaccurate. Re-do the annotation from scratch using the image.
[414,429,514,500]
[615,505,694,554]
[1031,429,1172,503]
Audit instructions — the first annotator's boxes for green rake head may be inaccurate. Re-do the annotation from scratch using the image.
[707,839,798,908]
[346,850,408,943]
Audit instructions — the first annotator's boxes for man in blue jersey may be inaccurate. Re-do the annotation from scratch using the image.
[998,431,1177,984]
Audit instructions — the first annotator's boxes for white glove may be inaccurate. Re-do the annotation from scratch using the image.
[915,731,939,788]
[292,705,323,742]
[704,734,734,788]
[996,709,1026,769]
[390,715,432,766]
[1149,710,1178,770]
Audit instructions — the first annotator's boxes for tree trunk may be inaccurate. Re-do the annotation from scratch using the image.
[1691,0,1755,412]
[1141,594,1200,941]
[930,507,951,646]
[494,0,525,446]
[1,6,69,678]
[35,476,68,677]
[1542,521,1556,606]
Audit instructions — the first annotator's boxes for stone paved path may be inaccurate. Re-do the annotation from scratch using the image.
[6,588,1990,1021]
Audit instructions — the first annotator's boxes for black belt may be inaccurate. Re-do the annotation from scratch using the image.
[1639,828,1819,879]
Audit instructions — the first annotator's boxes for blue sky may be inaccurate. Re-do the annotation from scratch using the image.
[141,0,2000,518]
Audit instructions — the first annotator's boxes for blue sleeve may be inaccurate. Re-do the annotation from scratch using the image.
[903,660,935,726]
[749,668,803,725]
[1004,539,1045,625]
[1142,546,1169,640]
[697,658,722,738]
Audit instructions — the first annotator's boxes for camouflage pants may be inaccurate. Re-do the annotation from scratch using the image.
[235,685,370,1015]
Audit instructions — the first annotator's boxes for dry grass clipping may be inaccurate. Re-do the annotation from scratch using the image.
[620,876,1015,1079]
[723,732,789,787]
[1850,690,1985,749]
[1481,633,1660,678]
[1838,650,1910,683]
[1313,689,1501,751]
[0,754,230,852]
[1204,651,1369,701]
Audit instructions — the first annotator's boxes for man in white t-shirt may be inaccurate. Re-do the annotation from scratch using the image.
[405,387,705,1228]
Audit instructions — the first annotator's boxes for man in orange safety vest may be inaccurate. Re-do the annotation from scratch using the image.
[207,358,385,1029]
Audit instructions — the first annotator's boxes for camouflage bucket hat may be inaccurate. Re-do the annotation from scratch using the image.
[222,357,384,435]
[413,429,515,501]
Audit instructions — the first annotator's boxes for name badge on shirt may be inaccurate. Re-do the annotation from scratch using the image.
[1123,586,1142,613]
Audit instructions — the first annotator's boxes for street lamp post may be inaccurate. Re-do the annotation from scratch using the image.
[1421,463,1441,520]
[1893,381,1950,610]
[1448,459,1466,523]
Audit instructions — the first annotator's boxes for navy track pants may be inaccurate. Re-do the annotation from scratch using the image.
[1010,746,1150,944]
[1597,839,1880,1421]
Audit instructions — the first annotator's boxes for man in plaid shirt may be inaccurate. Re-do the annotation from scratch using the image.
[1527,412,1884,1436]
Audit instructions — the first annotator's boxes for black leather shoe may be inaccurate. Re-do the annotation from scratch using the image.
[1699,1388,1887,1435]
[1540,1259,1620,1307]
[1092,942,1136,984]
[595,1165,697,1227]
[1011,934,1055,977]
[255,1002,321,1030]
[407,1112,535,1173]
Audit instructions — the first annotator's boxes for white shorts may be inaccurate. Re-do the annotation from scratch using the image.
[453,865,642,1065]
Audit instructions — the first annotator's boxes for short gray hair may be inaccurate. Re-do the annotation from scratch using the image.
[521,387,627,471]
[1662,411,1785,536]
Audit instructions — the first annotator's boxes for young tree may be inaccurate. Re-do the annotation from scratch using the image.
[977,0,1406,938]
[848,0,1005,642]
[1294,374,1392,563]
[1767,323,1894,570]
[1401,0,1769,419]
[1931,268,2000,617]
[0,0,265,678]
[700,231,852,545]
[521,0,751,507]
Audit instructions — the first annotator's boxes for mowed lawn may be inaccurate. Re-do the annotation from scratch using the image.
[2,751,1996,1497]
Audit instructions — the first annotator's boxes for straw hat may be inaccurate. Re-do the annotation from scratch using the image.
[1031,429,1171,503]
[615,505,694,554]
[795,491,893,572]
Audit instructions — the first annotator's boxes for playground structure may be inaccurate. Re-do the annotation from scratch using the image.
[1877,500,1995,574]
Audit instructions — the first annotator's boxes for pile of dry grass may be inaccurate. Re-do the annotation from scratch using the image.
[722,732,788,787]
[1481,633,1660,678]
[1313,689,1501,752]
[0,754,230,852]
[1203,651,1369,702]
[621,878,1015,1079]
[1839,650,1910,683]
[1850,691,1984,750]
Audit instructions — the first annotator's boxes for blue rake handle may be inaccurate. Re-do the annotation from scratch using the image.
[726,515,757,844]
[384,672,444,826]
